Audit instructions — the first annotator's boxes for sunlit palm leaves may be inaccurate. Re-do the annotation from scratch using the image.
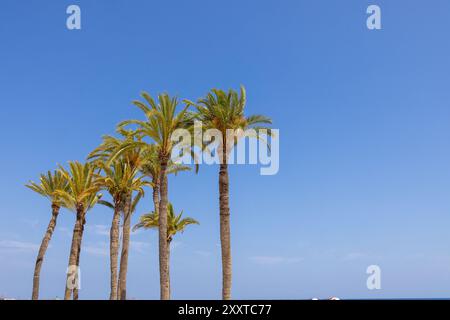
[133,202,199,241]
[26,170,69,207]
[95,159,150,206]
[185,85,273,158]
[118,93,193,159]
[56,161,102,211]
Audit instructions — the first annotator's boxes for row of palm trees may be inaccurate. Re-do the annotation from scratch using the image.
[26,86,272,300]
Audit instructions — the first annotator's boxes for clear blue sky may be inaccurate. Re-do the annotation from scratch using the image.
[1,0,450,299]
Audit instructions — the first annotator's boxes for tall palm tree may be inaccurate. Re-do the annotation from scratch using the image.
[95,159,150,300]
[133,202,199,297]
[118,92,192,299]
[26,170,69,300]
[57,161,102,300]
[88,129,145,300]
[185,86,272,299]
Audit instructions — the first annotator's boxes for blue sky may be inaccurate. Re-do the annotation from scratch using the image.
[1,0,450,299]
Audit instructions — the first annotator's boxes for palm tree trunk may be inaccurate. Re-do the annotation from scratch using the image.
[64,206,85,300]
[109,199,121,300]
[31,204,60,300]
[158,157,170,300]
[167,239,171,299]
[72,217,85,300]
[153,177,160,215]
[219,161,232,300]
[118,192,132,300]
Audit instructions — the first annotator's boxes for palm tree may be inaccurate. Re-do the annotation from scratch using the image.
[95,159,149,300]
[185,86,272,299]
[88,130,146,300]
[133,202,199,297]
[57,161,102,300]
[118,92,192,299]
[26,170,69,300]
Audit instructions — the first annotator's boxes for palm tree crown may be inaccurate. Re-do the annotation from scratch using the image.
[26,170,69,207]
[133,203,199,242]
[56,161,102,212]
[118,92,193,159]
[96,159,150,206]
[88,128,145,170]
[185,85,272,160]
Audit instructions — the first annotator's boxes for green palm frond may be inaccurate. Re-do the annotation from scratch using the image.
[130,191,144,214]
[98,199,115,210]
[88,130,145,171]
[57,161,102,212]
[185,85,273,160]
[119,92,194,162]
[167,163,191,175]
[95,158,148,198]
[133,203,199,239]
[25,170,69,207]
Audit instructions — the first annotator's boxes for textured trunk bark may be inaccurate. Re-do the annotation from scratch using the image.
[152,177,160,215]
[73,217,86,300]
[167,239,171,299]
[118,193,132,300]
[31,204,60,300]
[219,151,232,300]
[64,205,85,300]
[153,176,163,295]
[109,198,121,300]
[158,157,170,300]
[72,213,86,300]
